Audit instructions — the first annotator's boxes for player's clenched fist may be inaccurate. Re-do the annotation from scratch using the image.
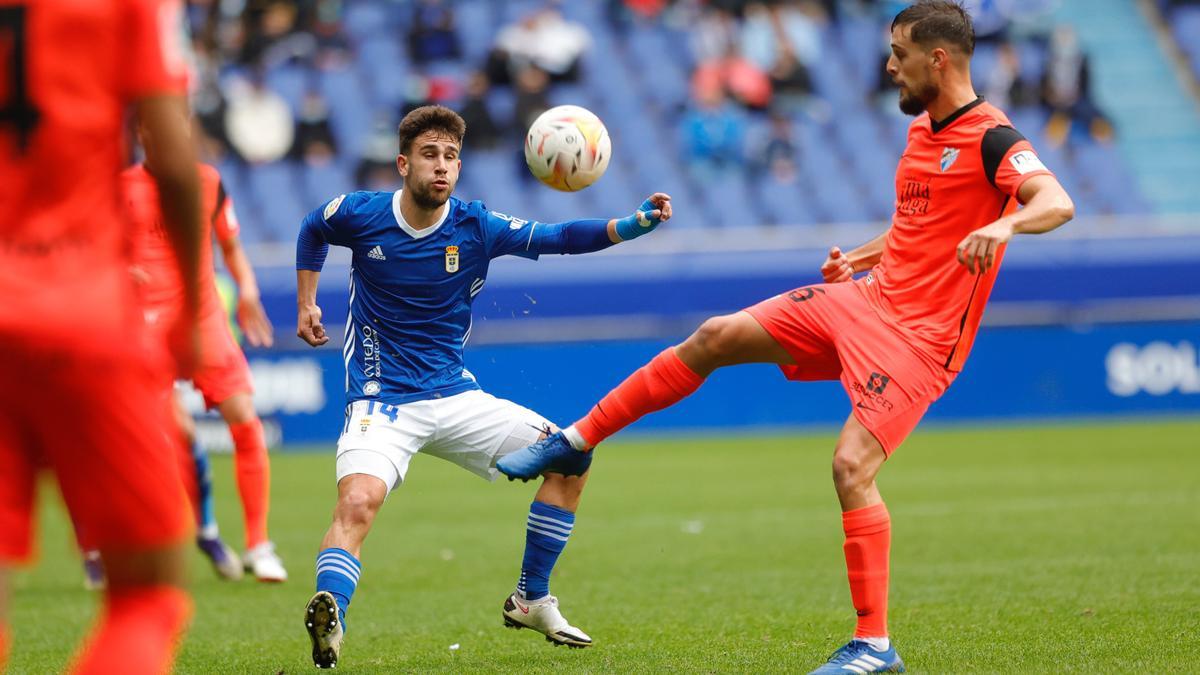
[821,246,854,283]
[297,304,329,347]
[956,221,1014,275]
[613,193,672,241]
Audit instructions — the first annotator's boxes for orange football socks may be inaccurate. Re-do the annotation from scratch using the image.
[70,585,190,675]
[228,419,270,550]
[842,503,891,638]
[574,347,705,447]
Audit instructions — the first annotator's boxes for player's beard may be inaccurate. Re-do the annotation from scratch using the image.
[409,179,451,210]
[898,78,939,116]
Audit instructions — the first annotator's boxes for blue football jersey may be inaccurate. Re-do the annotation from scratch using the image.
[299,190,557,405]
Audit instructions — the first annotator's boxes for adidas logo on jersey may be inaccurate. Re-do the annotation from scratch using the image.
[367,245,386,261]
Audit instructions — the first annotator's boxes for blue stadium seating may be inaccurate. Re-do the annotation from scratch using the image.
[222,0,1161,242]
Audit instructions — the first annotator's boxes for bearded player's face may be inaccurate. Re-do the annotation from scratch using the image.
[398,130,461,210]
[886,25,940,116]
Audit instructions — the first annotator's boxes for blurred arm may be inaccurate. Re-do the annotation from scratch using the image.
[219,234,273,347]
[136,96,202,317]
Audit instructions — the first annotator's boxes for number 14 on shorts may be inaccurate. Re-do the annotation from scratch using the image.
[343,400,399,434]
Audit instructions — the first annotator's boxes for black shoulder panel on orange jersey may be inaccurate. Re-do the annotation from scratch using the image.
[981,125,1025,188]
[213,179,227,223]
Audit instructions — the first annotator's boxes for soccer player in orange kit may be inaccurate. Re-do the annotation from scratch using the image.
[124,156,287,582]
[0,1,203,673]
[498,2,1076,672]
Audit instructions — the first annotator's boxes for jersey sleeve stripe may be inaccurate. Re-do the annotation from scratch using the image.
[981,125,1026,188]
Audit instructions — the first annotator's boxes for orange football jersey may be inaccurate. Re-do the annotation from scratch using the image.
[125,163,240,323]
[0,0,188,352]
[860,98,1053,371]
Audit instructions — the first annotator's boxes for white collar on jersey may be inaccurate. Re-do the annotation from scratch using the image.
[391,189,450,239]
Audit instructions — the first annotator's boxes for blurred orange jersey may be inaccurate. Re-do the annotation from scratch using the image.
[0,0,188,353]
[860,98,1053,372]
[124,162,240,323]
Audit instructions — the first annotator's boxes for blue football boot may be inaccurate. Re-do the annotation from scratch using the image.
[497,432,592,481]
[808,639,905,674]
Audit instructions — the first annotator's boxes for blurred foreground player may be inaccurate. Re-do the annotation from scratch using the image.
[499,3,1075,672]
[0,1,202,673]
[124,148,287,582]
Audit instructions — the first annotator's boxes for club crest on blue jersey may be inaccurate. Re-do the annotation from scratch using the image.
[445,245,460,273]
[940,147,960,172]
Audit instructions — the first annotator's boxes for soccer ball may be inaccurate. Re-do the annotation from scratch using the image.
[524,105,611,192]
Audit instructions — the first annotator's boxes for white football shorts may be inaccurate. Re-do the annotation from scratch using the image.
[334,389,553,492]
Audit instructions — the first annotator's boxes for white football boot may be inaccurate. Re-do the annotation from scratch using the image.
[197,535,244,581]
[502,593,592,648]
[243,541,288,582]
[304,591,343,669]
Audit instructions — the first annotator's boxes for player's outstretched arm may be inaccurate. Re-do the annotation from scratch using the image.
[956,175,1074,274]
[509,193,673,259]
[821,230,890,283]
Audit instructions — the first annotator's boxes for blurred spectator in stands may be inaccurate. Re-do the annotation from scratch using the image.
[191,38,234,160]
[407,0,461,64]
[240,0,316,68]
[356,117,400,191]
[693,46,773,111]
[311,0,352,66]
[750,112,800,181]
[514,66,552,135]
[741,3,778,71]
[680,89,747,184]
[459,71,504,150]
[768,47,815,115]
[400,72,462,116]
[514,65,552,183]
[982,42,1039,111]
[1041,25,1114,146]
[291,91,338,166]
[224,69,295,164]
[689,6,738,64]
[607,0,670,28]
[489,8,590,85]
[774,1,822,67]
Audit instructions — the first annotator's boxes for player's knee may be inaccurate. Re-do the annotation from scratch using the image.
[336,489,382,528]
[690,316,739,362]
[831,449,873,491]
[218,394,257,425]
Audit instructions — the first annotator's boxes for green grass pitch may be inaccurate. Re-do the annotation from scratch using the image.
[7,418,1199,673]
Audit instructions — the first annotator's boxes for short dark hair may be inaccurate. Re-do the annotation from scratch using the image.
[892,0,975,56]
[397,105,466,155]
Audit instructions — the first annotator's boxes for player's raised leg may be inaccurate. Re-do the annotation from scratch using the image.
[809,415,903,675]
[503,471,593,647]
[306,472,387,669]
[497,311,793,480]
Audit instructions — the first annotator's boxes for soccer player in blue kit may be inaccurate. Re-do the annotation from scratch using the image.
[295,105,671,668]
